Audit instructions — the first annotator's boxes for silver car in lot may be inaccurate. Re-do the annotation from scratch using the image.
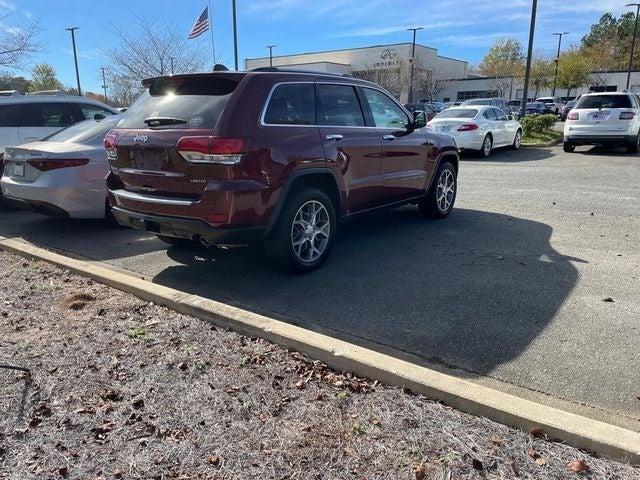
[428,106,522,158]
[1,115,122,218]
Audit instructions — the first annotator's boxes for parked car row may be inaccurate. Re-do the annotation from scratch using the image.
[1,70,461,273]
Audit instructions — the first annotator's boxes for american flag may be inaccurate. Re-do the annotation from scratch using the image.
[188,7,210,39]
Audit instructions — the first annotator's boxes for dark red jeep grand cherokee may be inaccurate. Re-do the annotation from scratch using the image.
[106,69,459,272]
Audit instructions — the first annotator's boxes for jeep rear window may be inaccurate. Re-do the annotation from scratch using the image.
[576,95,632,109]
[117,76,240,129]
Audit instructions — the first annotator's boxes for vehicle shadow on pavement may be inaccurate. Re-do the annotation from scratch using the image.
[461,148,556,163]
[154,206,583,379]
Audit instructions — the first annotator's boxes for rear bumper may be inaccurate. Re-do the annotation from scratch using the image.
[563,134,636,145]
[111,206,266,245]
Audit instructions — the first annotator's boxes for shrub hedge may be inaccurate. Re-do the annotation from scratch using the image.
[520,114,557,135]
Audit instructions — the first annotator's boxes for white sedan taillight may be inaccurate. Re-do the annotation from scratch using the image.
[457,123,479,131]
[176,136,245,165]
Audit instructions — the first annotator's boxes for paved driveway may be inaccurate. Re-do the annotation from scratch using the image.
[1,145,639,430]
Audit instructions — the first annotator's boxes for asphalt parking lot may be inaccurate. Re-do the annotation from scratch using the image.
[1,144,639,431]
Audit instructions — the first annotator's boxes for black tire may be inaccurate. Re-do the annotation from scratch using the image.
[418,161,457,219]
[156,235,201,248]
[626,133,639,154]
[478,134,492,158]
[264,187,336,273]
[563,142,575,153]
[511,129,522,150]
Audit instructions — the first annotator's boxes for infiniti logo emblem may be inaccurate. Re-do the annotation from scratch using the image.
[133,134,149,143]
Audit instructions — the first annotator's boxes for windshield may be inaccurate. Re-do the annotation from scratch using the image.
[463,99,491,105]
[117,75,241,129]
[435,108,478,119]
[44,116,122,144]
[575,95,632,109]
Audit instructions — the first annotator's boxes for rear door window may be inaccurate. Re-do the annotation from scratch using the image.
[21,103,75,127]
[263,83,315,125]
[483,108,496,120]
[0,104,20,127]
[576,95,632,109]
[118,76,241,129]
[493,108,508,121]
[317,84,365,127]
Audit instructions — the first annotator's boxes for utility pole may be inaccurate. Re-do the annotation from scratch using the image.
[627,3,640,89]
[407,27,423,103]
[266,45,276,67]
[170,57,175,75]
[100,67,108,103]
[551,32,569,96]
[65,27,81,95]
[520,0,538,117]
[232,0,239,70]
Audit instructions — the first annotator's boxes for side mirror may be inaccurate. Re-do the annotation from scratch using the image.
[94,113,106,121]
[412,110,427,129]
[507,115,514,120]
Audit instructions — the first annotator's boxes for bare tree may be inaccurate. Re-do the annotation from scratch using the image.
[352,63,410,100]
[0,14,41,68]
[414,67,449,102]
[103,15,208,93]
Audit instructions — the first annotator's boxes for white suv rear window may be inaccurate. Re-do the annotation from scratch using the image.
[576,95,632,109]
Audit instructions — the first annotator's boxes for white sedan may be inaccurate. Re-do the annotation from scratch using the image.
[428,105,522,157]
[1,115,122,218]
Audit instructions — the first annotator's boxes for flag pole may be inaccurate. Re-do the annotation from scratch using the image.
[209,0,217,66]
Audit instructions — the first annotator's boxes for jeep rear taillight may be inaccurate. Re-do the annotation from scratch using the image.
[619,111,636,120]
[567,112,579,121]
[104,133,118,160]
[177,136,245,165]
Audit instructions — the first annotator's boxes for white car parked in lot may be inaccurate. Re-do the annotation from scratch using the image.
[1,115,122,218]
[535,96,564,115]
[0,90,118,154]
[428,105,522,158]
[563,92,640,153]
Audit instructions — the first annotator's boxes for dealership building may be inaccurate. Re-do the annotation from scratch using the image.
[246,42,640,103]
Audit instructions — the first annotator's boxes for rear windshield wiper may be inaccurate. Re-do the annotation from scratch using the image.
[143,116,187,126]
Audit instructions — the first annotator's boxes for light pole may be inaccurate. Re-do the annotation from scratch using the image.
[520,0,538,117]
[232,0,239,70]
[407,27,423,103]
[266,45,276,67]
[551,32,569,97]
[100,67,108,103]
[627,3,640,89]
[65,27,81,95]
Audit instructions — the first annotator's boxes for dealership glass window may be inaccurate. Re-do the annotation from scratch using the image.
[317,84,365,127]
[362,88,408,129]
[263,83,316,125]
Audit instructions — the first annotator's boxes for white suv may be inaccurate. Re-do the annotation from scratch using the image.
[0,90,119,156]
[563,92,640,153]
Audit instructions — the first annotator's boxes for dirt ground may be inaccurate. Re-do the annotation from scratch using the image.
[0,250,638,480]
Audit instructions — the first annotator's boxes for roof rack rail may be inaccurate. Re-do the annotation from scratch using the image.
[25,90,67,96]
[250,66,353,78]
[0,90,23,97]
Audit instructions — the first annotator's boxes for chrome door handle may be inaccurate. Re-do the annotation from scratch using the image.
[325,134,343,141]
[382,134,395,141]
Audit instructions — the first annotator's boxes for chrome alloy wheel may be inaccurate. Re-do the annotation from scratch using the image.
[291,200,331,263]
[436,169,455,213]
[514,130,522,149]
[483,135,492,156]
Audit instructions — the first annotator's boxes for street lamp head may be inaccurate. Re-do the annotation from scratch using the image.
[626,3,640,7]
[407,27,424,32]
[65,26,79,31]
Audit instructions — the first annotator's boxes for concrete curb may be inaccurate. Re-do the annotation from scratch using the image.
[522,137,563,148]
[1,236,638,465]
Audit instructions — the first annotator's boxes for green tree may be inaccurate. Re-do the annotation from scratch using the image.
[478,38,525,96]
[0,72,31,93]
[530,57,555,98]
[28,63,63,92]
[581,12,639,70]
[556,48,590,98]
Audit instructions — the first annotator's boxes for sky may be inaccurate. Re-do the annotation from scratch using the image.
[1,0,634,93]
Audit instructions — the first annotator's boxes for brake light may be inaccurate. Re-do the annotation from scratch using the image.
[27,159,89,172]
[619,111,636,120]
[567,112,579,121]
[104,133,118,160]
[457,123,479,131]
[177,136,245,164]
